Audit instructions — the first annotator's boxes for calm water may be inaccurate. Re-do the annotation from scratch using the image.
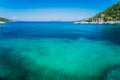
[0,22,120,80]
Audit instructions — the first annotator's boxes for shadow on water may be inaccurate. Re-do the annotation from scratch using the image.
[0,47,27,80]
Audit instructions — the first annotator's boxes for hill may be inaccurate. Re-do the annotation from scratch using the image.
[83,2,120,22]
[0,17,12,22]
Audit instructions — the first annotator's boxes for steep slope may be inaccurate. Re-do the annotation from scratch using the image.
[86,2,120,22]
[0,17,12,22]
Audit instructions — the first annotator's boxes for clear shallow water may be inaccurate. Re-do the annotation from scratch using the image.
[0,22,120,80]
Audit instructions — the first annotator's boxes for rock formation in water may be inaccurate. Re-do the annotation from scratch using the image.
[102,65,120,80]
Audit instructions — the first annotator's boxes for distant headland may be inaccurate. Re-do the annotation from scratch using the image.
[74,2,120,24]
[0,17,12,24]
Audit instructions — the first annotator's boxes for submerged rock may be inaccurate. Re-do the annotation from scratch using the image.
[103,65,120,80]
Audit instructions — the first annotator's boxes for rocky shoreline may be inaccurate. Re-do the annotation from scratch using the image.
[0,21,6,24]
[74,21,120,24]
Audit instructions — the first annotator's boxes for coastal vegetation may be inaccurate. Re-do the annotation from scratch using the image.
[81,2,120,22]
[0,17,12,22]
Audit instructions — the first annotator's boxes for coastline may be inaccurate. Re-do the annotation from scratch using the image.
[74,21,120,24]
[0,21,6,24]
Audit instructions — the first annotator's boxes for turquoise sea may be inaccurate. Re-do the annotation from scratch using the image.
[0,22,120,80]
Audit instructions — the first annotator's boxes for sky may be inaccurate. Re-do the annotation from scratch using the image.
[0,0,119,21]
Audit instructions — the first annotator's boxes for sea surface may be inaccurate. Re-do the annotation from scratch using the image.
[0,22,120,80]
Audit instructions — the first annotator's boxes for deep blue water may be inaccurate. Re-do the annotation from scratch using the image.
[0,22,120,44]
